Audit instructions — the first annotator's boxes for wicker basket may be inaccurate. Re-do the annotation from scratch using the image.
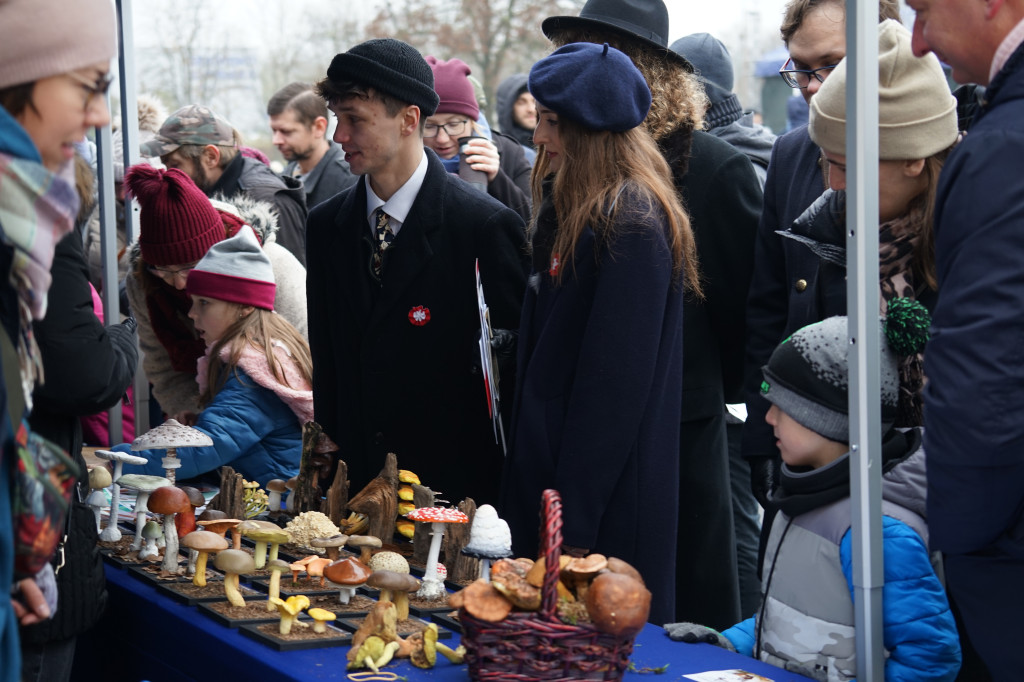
[459,489,637,681]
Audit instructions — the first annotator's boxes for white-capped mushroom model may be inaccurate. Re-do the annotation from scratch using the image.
[93,449,149,542]
[460,504,513,582]
[139,520,162,560]
[404,507,469,600]
[131,418,213,484]
[86,466,112,534]
[115,474,172,551]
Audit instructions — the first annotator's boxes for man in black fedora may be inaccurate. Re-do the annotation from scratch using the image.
[536,0,762,629]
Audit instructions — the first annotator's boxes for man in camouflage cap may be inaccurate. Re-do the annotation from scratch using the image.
[141,104,309,265]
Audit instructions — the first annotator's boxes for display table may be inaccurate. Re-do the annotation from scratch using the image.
[76,562,812,681]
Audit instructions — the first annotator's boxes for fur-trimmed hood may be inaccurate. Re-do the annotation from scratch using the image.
[197,339,313,425]
[126,192,279,270]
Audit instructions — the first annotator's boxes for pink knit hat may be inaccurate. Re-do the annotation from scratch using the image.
[0,0,117,89]
[425,56,480,120]
[124,165,224,266]
[187,226,276,311]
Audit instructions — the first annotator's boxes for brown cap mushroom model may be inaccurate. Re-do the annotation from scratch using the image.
[346,535,382,564]
[323,557,372,604]
[93,449,149,542]
[404,507,468,600]
[214,548,256,607]
[265,478,288,512]
[197,517,243,550]
[148,485,193,574]
[114,473,172,552]
[180,530,229,586]
[131,418,213,484]
[311,534,350,561]
[460,504,513,582]
[366,570,422,621]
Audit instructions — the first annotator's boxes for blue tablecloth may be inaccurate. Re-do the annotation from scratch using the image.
[78,562,812,681]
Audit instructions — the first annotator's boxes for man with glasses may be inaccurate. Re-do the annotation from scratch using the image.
[306,39,528,507]
[742,0,901,512]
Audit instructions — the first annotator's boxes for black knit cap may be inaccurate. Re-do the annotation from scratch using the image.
[326,38,440,116]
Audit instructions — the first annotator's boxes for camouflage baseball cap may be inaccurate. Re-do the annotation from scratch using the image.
[140,104,236,158]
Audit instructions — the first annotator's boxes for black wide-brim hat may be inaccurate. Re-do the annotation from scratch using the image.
[542,0,693,72]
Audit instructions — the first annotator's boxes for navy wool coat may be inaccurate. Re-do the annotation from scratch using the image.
[306,151,528,506]
[500,187,684,625]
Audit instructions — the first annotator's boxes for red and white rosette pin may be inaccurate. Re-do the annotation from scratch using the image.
[408,305,430,326]
[549,253,560,278]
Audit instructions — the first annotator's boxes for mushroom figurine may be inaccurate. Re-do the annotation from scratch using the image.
[138,520,163,560]
[585,571,651,638]
[404,507,469,600]
[86,466,112,534]
[368,551,409,575]
[305,556,333,587]
[214,548,256,607]
[346,535,382,564]
[180,530,229,587]
[238,521,290,569]
[366,570,421,621]
[266,479,288,512]
[323,557,372,604]
[196,517,243,550]
[265,559,292,611]
[284,476,298,512]
[308,608,337,634]
[311,534,349,561]
[176,486,204,538]
[461,504,513,582]
[93,449,148,541]
[130,418,213,484]
[270,594,310,635]
[115,473,172,551]
[148,485,192,573]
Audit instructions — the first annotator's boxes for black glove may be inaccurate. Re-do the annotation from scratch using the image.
[749,455,779,509]
[490,328,516,361]
[663,622,736,652]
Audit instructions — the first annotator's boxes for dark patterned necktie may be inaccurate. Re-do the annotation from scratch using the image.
[372,208,394,278]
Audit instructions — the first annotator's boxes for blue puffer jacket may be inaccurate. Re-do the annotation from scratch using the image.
[118,367,304,488]
[722,430,961,681]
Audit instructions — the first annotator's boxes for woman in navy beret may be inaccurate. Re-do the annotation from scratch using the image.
[499,42,701,624]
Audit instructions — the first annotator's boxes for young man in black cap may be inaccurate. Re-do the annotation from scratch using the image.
[306,38,528,507]
[541,0,761,630]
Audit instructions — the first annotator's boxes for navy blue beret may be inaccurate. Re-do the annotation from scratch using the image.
[528,42,651,132]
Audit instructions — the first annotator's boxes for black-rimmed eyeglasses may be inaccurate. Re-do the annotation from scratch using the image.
[778,58,839,89]
[66,71,114,111]
[423,120,470,139]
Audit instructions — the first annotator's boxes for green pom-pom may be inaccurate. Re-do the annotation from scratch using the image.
[885,298,931,356]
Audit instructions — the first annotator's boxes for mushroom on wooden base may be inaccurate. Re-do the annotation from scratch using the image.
[93,450,148,542]
[148,486,192,574]
[405,507,468,600]
[460,504,513,582]
[115,474,172,551]
[180,530,229,587]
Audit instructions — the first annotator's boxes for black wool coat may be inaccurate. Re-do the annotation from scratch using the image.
[306,151,528,506]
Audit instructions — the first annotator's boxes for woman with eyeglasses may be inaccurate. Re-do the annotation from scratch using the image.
[0,0,122,678]
[424,56,534,222]
[122,165,308,430]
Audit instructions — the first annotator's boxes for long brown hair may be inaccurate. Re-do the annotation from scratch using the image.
[906,144,954,292]
[200,307,313,408]
[530,116,701,296]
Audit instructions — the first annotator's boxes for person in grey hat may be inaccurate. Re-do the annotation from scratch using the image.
[670,33,776,188]
[306,38,528,508]
[667,305,962,682]
[543,0,761,630]
[143,104,309,266]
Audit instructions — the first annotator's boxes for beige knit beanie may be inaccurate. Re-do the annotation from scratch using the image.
[809,20,957,160]
[0,0,117,90]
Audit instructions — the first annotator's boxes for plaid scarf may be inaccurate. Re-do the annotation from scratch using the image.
[0,151,78,407]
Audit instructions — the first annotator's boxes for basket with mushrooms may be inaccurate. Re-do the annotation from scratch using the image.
[452,489,650,681]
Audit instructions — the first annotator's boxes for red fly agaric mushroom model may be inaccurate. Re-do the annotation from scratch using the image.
[405,507,468,600]
[131,418,213,484]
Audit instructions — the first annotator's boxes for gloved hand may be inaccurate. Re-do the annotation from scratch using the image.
[749,455,779,509]
[663,622,736,652]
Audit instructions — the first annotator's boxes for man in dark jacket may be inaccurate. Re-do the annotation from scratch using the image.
[142,104,309,265]
[20,185,138,681]
[308,39,528,507]
[494,73,537,163]
[543,0,762,630]
[911,1,1024,678]
[268,82,357,211]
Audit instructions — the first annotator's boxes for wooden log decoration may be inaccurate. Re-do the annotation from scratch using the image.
[324,459,349,527]
[291,422,324,514]
[347,453,399,542]
[209,466,245,519]
[411,483,437,565]
[443,498,479,583]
